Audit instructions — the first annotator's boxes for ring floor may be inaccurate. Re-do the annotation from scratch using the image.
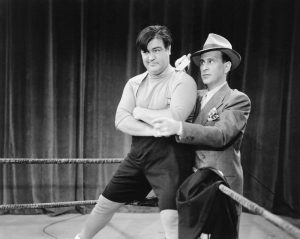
[0,210,299,239]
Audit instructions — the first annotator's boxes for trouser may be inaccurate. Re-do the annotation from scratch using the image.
[102,136,194,210]
[78,136,194,239]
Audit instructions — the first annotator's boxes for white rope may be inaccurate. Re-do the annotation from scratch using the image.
[0,200,98,210]
[1,158,299,238]
[0,158,123,164]
[219,184,300,239]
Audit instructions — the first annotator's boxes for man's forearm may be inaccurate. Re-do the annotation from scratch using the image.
[116,116,154,136]
[134,107,172,125]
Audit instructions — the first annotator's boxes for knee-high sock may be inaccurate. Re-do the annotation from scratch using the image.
[160,209,179,239]
[77,195,124,239]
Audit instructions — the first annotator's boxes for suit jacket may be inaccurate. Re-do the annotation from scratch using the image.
[178,83,251,195]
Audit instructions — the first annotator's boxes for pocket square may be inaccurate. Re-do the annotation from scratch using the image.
[207,107,219,121]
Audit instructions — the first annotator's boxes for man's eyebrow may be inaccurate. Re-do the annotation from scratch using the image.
[151,46,163,50]
[201,57,216,61]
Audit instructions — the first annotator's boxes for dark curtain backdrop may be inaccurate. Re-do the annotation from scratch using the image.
[0,0,299,217]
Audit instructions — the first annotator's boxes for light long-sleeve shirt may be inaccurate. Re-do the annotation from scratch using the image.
[115,65,197,128]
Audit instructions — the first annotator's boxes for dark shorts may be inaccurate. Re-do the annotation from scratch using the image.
[102,136,194,210]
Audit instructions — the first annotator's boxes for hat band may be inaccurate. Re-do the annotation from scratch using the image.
[203,43,232,50]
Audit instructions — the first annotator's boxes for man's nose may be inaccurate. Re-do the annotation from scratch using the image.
[148,52,155,61]
[200,63,208,70]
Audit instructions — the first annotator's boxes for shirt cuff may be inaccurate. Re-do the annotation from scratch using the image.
[177,121,183,136]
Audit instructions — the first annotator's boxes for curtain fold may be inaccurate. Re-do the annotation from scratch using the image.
[0,0,299,217]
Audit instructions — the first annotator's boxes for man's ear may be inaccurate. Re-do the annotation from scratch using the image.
[224,61,232,74]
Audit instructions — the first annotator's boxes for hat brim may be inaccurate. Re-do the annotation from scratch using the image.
[191,47,241,70]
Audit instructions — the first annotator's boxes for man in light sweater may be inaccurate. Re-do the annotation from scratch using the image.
[75,25,197,239]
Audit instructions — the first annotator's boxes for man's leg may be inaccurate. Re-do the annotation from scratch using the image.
[75,149,151,239]
[144,137,194,239]
[75,195,124,239]
[160,209,179,239]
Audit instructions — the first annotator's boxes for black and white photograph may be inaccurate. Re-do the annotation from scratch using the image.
[0,0,299,238]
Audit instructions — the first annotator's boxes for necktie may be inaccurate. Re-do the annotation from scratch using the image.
[201,93,208,109]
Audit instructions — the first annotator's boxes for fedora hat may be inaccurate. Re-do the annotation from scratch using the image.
[191,33,241,70]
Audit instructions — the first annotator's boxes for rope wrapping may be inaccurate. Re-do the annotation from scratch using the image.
[0,200,98,210]
[219,184,300,239]
[0,158,123,164]
[0,158,299,239]
[0,198,158,211]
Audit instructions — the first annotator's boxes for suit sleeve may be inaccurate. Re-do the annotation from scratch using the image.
[178,91,251,148]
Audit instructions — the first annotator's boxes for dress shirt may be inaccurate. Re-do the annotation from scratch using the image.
[201,81,227,109]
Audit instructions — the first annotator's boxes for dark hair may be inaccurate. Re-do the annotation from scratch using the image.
[221,52,232,81]
[136,25,172,52]
[221,52,231,64]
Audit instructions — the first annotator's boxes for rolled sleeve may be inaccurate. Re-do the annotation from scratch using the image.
[115,81,136,127]
[170,73,197,121]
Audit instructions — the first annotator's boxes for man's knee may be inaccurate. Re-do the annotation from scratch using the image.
[92,195,124,215]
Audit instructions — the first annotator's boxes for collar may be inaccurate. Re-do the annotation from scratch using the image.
[148,65,174,80]
[206,81,227,100]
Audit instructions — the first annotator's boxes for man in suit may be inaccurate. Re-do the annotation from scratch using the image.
[152,33,251,236]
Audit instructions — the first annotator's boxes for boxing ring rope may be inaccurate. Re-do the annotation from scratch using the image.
[219,184,300,239]
[0,158,123,164]
[0,158,156,210]
[1,158,300,239]
[0,158,139,210]
[0,200,98,210]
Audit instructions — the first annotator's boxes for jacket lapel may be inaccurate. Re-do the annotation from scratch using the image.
[196,83,231,125]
